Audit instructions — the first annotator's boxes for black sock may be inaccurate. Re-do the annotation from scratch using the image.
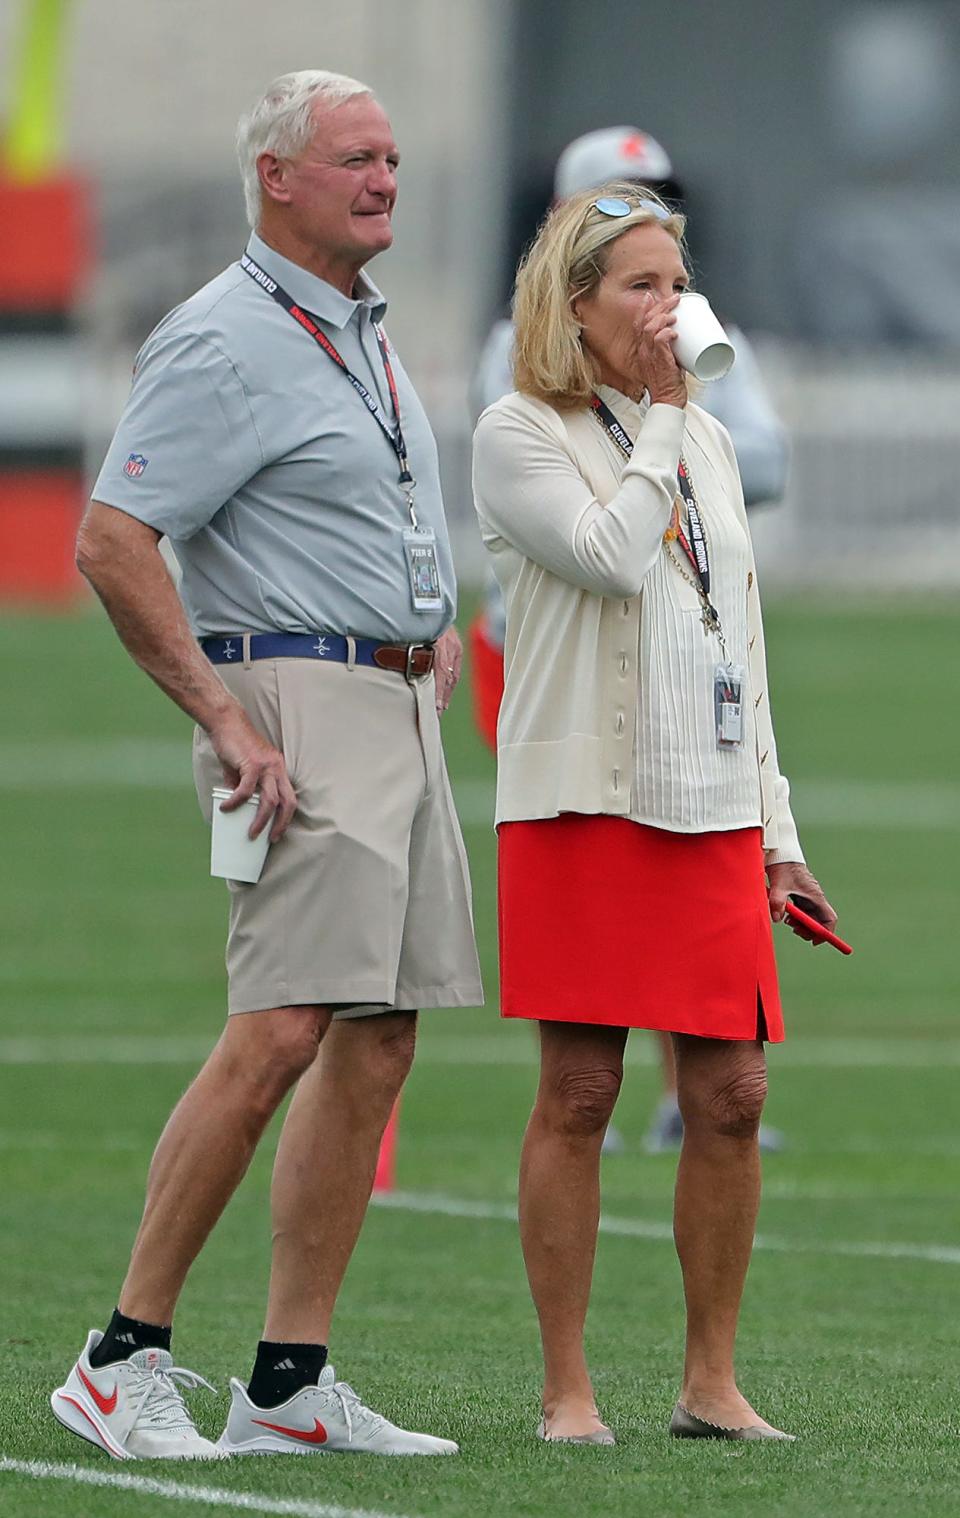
[88,1308,172,1368]
[248,1340,328,1408]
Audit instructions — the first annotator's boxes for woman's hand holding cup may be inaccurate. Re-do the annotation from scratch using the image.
[633,293,687,408]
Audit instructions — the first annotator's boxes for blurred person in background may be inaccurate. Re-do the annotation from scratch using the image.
[795,8,960,348]
[471,127,789,1155]
[51,69,481,1463]
[473,186,836,1443]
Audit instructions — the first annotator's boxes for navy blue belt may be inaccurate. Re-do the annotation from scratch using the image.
[201,632,435,678]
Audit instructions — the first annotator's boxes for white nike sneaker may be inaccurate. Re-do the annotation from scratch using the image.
[217,1364,459,1456]
[51,1329,224,1460]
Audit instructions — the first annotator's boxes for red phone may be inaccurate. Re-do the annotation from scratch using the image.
[784,899,853,955]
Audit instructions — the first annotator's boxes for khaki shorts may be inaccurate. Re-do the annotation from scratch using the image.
[193,657,483,1017]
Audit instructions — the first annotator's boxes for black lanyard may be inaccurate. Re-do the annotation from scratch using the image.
[591,393,715,607]
[240,251,414,490]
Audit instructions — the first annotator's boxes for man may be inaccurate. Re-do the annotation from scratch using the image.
[470,126,788,1155]
[51,69,482,1462]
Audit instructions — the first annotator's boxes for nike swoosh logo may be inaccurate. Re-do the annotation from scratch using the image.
[251,1415,328,1445]
[78,1364,119,1415]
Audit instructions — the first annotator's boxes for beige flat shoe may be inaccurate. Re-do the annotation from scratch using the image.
[670,1402,796,1442]
[536,1416,616,1446]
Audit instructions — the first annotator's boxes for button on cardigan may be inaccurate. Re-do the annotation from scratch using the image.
[471,386,803,863]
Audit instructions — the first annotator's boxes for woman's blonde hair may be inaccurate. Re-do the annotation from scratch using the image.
[512,182,687,408]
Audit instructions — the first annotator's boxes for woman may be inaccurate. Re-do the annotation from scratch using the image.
[472,184,837,1445]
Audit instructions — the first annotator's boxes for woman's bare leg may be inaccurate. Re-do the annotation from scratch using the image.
[518,1020,628,1437]
[672,1033,774,1429]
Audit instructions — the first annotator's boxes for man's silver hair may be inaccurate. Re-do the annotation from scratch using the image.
[236,70,373,229]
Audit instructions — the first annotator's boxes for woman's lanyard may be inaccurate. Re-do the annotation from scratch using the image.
[590,394,727,653]
[240,251,420,526]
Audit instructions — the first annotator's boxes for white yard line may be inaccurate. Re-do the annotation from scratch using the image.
[3,1033,960,1069]
[411,1036,960,1070]
[0,1457,415,1518]
[0,1036,214,1065]
[370,1190,960,1268]
[0,1130,145,1152]
[0,741,957,828]
[1,739,192,787]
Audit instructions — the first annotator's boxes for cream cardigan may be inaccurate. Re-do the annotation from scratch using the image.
[471,386,803,863]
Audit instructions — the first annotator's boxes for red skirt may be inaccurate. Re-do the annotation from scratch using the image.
[497,815,783,1041]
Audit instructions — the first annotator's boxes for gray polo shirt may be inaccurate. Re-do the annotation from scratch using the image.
[93,232,457,642]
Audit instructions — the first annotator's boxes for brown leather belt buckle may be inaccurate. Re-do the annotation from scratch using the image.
[372,643,435,678]
[405,643,435,680]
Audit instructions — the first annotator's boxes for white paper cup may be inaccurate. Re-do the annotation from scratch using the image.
[673,292,736,381]
[210,787,271,884]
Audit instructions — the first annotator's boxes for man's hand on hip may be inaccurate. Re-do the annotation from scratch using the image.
[210,708,298,842]
[434,626,463,716]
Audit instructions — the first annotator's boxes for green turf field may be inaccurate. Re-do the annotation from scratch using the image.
[1,595,959,1518]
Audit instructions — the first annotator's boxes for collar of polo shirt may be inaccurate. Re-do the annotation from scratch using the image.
[245,231,388,331]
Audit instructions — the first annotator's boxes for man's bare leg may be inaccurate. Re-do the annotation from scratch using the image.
[119,1006,330,1324]
[264,1011,417,1344]
[211,1010,459,1453]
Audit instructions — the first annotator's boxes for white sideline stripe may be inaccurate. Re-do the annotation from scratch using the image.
[370,1191,960,1268]
[0,740,957,828]
[3,1033,960,1069]
[0,1457,414,1518]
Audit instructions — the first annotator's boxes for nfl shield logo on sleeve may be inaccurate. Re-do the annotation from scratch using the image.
[123,453,149,478]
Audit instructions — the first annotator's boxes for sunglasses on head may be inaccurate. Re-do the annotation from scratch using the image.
[593,195,671,220]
